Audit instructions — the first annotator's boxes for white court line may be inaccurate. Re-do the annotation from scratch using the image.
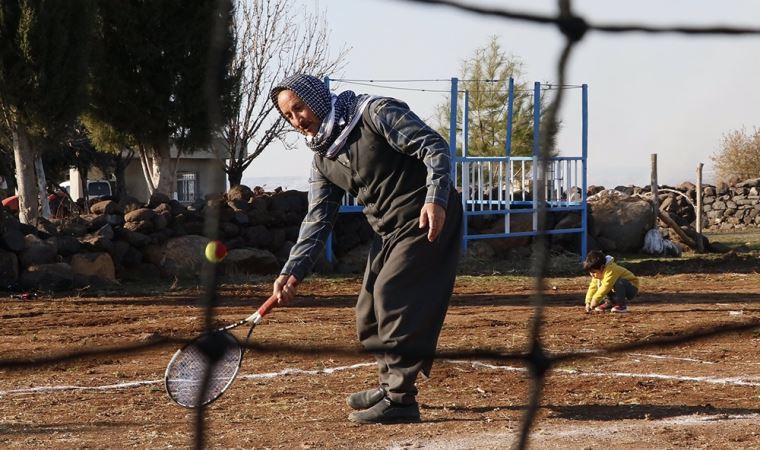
[388,413,760,450]
[628,353,715,364]
[533,413,760,440]
[570,370,760,386]
[238,362,375,380]
[1,359,759,396]
[0,379,162,395]
[446,360,760,386]
[0,363,376,396]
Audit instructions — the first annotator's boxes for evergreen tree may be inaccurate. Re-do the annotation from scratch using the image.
[0,0,93,224]
[86,0,237,197]
[435,36,556,158]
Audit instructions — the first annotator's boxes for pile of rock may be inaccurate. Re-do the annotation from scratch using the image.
[3,176,757,291]
[0,185,374,291]
[581,176,760,254]
[596,177,760,231]
[585,189,655,253]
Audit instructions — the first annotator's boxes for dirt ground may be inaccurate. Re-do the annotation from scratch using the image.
[1,265,760,449]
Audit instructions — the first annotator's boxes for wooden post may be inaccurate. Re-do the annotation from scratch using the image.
[650,154,659,228]
[696,163,704,252]
[658,210,697,250]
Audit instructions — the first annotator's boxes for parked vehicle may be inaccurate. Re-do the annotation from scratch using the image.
[60,180,113,200]
[1,189,71,217]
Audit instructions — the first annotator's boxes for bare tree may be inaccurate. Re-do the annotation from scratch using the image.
[710,126,760,182]
[222,0,349,187]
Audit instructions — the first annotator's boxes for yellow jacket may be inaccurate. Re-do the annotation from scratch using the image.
[585,257,639,305]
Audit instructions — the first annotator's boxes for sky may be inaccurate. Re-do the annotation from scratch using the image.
[243,0,760,189]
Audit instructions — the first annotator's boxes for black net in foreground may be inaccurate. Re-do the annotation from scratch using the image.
[2,1,760,449]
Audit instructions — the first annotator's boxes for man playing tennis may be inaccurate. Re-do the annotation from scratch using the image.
[269,74,462,424]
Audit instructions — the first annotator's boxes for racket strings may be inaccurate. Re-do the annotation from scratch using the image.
[165,332,243,407]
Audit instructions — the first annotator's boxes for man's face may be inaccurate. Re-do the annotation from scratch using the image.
[276,90,321,137]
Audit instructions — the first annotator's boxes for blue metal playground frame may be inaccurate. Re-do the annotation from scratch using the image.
[324,77,588,262]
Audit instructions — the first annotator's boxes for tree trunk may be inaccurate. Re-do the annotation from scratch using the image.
[145,138,176,198]
[76,161,90,214]
[113,151,132,201]
[227,166,243,187]
[12,126,39,225]
[138,143,156,196]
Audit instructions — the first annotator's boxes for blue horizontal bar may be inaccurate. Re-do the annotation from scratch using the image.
[547,205,584,211]
[459,156,582,162]
[545,227,583,235]
[463,205,584,216]
[463,227,584,241]
[466,200,583,205]
[465,201,583,207]
[465,209,537,216]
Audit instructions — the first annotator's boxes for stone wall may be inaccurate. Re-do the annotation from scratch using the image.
[0,186,374,291]
[700,178,760,230]
[3,176,758,291]
[592,177,760,231]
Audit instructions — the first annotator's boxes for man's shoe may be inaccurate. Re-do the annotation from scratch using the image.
[346,388,385,410]
[348,398,421,424]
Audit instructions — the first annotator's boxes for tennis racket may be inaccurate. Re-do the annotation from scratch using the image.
[164,294,278,408]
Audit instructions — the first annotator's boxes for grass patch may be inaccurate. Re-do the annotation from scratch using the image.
[705,229,760,251]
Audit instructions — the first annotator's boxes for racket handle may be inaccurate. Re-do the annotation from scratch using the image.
[256,293,279,318]
[244,294,279,325]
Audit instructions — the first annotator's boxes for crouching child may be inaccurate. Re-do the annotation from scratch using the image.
[583,250,640,313]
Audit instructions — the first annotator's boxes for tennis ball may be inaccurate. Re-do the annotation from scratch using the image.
[205,240,228,263]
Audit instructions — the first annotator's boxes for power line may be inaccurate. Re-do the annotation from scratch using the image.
[332,79,584,95]
[332,79,451,93]
[400,0,760,36]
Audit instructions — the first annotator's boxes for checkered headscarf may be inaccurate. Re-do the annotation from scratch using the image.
[270,74,332,121]
[270,74,362,158]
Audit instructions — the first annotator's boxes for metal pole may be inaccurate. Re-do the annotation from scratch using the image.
[506,77,515,157]
[581,84,588,260]
[463,90,470,158]
[532,82,541,158]
[449,77,459,185]
[532,82,541,232]
[450,78,468,253]
[504,77,515,238]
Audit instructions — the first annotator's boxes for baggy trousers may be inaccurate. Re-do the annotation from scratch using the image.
[607,278,638,307]
[355,192,462,405]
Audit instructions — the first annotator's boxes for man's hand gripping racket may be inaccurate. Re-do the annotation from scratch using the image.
[164,294,279,408]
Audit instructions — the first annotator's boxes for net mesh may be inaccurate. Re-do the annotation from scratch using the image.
[165,331,243,408]
[3,2,760,448]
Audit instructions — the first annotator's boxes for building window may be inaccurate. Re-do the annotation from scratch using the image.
[177,172,199,204]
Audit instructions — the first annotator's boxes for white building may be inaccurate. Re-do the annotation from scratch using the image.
[68,146,228,204]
